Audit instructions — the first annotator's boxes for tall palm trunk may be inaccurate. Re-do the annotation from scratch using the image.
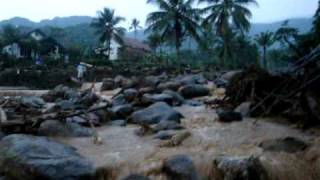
[107,39,111,60]
[263,46,267,69]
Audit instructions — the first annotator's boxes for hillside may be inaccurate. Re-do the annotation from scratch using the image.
[0,16,313,50]
[0,16,93,28]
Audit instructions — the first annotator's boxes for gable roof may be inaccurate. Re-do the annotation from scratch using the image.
[26,29,47,38]
[123,38,151,52]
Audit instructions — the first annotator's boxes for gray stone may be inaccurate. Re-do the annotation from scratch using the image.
[143,76,160,87]
[21,96,45,108]
[184,100,204,107]
[154,120,184,132]
[218,111,243,123]
[157,81,181,91]
[141,93,174,105]
[235,102,252,117]
[110,120,127,127]
[163,90,185,106]
[0,135,95,180]
[131,102,183,125]
[56,100,76,110]
[179,85,210,98]
[213,156,268,180]
[123,89,139,101]
[110,104,133,119]
[38,120,93,137]
[259,137,308,153]
[163,154,199,180]
[177,74,207,85]
[112,94,128,106]
[154,131,176,140]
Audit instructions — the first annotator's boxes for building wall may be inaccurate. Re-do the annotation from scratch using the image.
[2,43,21,58]
[109,40,121,61]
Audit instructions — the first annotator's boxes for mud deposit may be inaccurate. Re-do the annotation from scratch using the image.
[56,105,320,179]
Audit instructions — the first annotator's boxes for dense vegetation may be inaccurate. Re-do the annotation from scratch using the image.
[0,0,319,71]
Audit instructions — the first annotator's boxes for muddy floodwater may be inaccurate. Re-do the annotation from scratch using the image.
[55,104,320,179]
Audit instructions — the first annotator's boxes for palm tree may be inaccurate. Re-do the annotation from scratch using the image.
[255,31,274,69]
[130,18,143,39]
[147,33,163,54]
[91,8,126,59]
[275,20,302,56]
[199,0,257,66]
[146,0,201,65]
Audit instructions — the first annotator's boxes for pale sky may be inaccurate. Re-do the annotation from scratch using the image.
[0,0,318,28]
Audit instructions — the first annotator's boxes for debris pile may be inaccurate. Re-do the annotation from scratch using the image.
[225,47,320,127]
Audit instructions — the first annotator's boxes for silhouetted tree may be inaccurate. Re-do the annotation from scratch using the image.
[255,31,275,69]
[146,0,201,67]
[199,0,257,66]
[130,18,142,39]
[91,8,126,59]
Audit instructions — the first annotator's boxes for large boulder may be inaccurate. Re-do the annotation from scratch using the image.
[157,81,181,91]
[176,74,207,85]
[163,154,199,180]
[179,85,210,98]
[21,96,45,109]
[154,120,184,132]
[162,90,185,106]
[217,111,243,123]
[142,76,161,87]
[123,89,139,102]
[0,135,95,180]
[212,156,268,180]
[130,102,183,125]
[141,94,174,106]
[112,94,128,106]
[259,137,308,153]
[110,104,133,119]
[38,120,93,137]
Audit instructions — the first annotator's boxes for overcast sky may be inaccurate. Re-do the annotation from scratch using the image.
[0,0,317,28]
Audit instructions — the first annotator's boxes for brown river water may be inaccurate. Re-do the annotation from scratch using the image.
[55,104,320,180]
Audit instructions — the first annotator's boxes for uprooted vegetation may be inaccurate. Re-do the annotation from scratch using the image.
[226,47,320,127]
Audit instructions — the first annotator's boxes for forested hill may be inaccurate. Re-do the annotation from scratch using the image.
[0,16,313,50]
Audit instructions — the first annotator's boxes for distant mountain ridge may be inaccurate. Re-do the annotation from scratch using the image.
[0,16,93,28]
[0,16,313,51]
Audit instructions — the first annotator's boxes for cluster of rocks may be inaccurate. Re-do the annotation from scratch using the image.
[0,73,215,180]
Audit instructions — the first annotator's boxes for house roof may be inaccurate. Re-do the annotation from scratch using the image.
[26,29,47,37]
[123,38,151,52]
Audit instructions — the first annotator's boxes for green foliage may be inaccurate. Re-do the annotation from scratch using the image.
[146,0,201,59]
[1,24,21,44]
[199,0,258,66]
[255,31,275,69]
[91,8,126,59]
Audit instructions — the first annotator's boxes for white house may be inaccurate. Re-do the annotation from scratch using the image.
[95,38,151,60]
[2,43,22,58]
[1,29,64,60]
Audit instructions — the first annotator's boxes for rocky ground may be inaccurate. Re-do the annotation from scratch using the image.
[0,72,320,180]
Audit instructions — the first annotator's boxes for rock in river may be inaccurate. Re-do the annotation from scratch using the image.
[163,154,199,180]
[38,120,93,137]
[179,85,210,98]
[212,156,268,180]
[0,134,95,180]
[131,102,183,125]
[259,137,308,153]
